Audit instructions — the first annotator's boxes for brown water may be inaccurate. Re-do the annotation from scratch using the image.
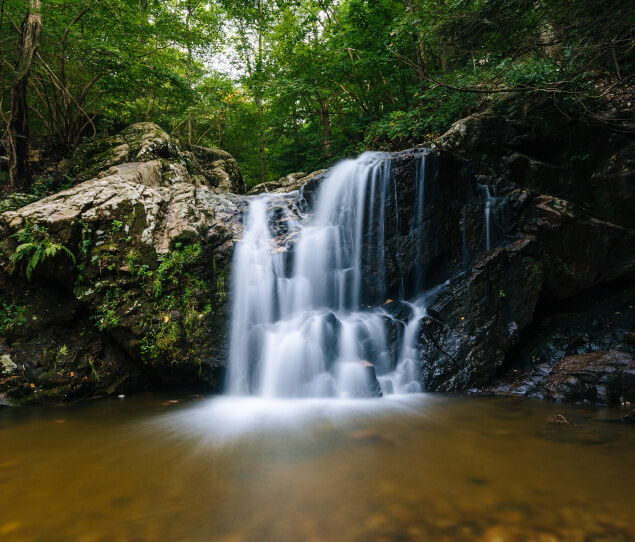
[1,394,634,542]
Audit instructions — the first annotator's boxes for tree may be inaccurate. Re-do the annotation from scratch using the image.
[7,0,41,189]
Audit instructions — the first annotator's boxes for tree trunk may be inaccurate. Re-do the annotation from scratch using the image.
[186,0,193,147]
[319,98,331,158]
[7,0,42,190]
[257,0,265,184]
[257,95,265,184]
[292,103,300,171]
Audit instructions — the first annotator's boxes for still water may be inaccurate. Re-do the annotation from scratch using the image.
[1,394,634,542]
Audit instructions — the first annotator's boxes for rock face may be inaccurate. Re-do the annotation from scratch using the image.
[1,111,633,406]
[0,123,247,405]
[432,107,635,229]
[417,109,635,404]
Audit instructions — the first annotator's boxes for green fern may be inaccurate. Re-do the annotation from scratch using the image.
[9,220,76,281]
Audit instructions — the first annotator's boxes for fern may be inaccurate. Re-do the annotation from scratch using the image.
[9,220,76,281]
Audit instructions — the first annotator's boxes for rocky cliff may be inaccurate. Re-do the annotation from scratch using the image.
[1,112,633,406]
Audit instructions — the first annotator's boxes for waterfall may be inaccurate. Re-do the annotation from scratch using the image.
[227,151,440,398]
[479,183,497,251]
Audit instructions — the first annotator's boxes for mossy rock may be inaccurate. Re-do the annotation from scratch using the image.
[60,122,180,184]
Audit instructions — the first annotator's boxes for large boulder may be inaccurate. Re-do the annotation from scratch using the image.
[0,126,247,405]
[543,350,635,404]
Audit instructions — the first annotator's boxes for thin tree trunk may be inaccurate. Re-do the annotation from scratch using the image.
[292,103,299,171]
[8,0,42,190]
[186,0,193,146]
[319,98,331,158]
[145,91,153,121]
[257,0,265,184]
[257,95,265,183]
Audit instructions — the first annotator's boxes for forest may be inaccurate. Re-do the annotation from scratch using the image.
[1,0,631,189]
[1,1,635,541]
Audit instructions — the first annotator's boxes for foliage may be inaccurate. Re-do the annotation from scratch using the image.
[0,303,28,336]
[139,242,212,363]
[9,221,76,281]
[1,0,631,188]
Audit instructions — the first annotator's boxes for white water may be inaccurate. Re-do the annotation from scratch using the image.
[228,151,442,398]
[480,183,497,251]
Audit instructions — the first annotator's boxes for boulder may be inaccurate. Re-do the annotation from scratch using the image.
[543,350,635,404]
[0,125,248,405]
[192,145,246,194]
[58,122,178,183]
[248,171,328,195]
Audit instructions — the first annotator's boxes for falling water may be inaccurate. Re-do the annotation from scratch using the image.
[480,184,497,251]
[228,151,439,398]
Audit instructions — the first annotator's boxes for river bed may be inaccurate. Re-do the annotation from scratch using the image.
[1,394,634,541]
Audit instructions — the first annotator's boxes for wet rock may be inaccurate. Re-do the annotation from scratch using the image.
[366,365,383,397]
[487,282,635,402]
[544,350,635,404]
[433,106,635,229]
[548,414,569,425]
[417,183,635,394]
[419,236,544,391]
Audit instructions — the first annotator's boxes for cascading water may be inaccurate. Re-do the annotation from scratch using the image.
[228,151,440,398]
[479,183,503,251]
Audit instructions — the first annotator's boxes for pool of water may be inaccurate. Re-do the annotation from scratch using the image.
[1,394,634,541]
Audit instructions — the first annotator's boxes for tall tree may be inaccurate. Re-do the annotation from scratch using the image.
[7,0,41,189]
